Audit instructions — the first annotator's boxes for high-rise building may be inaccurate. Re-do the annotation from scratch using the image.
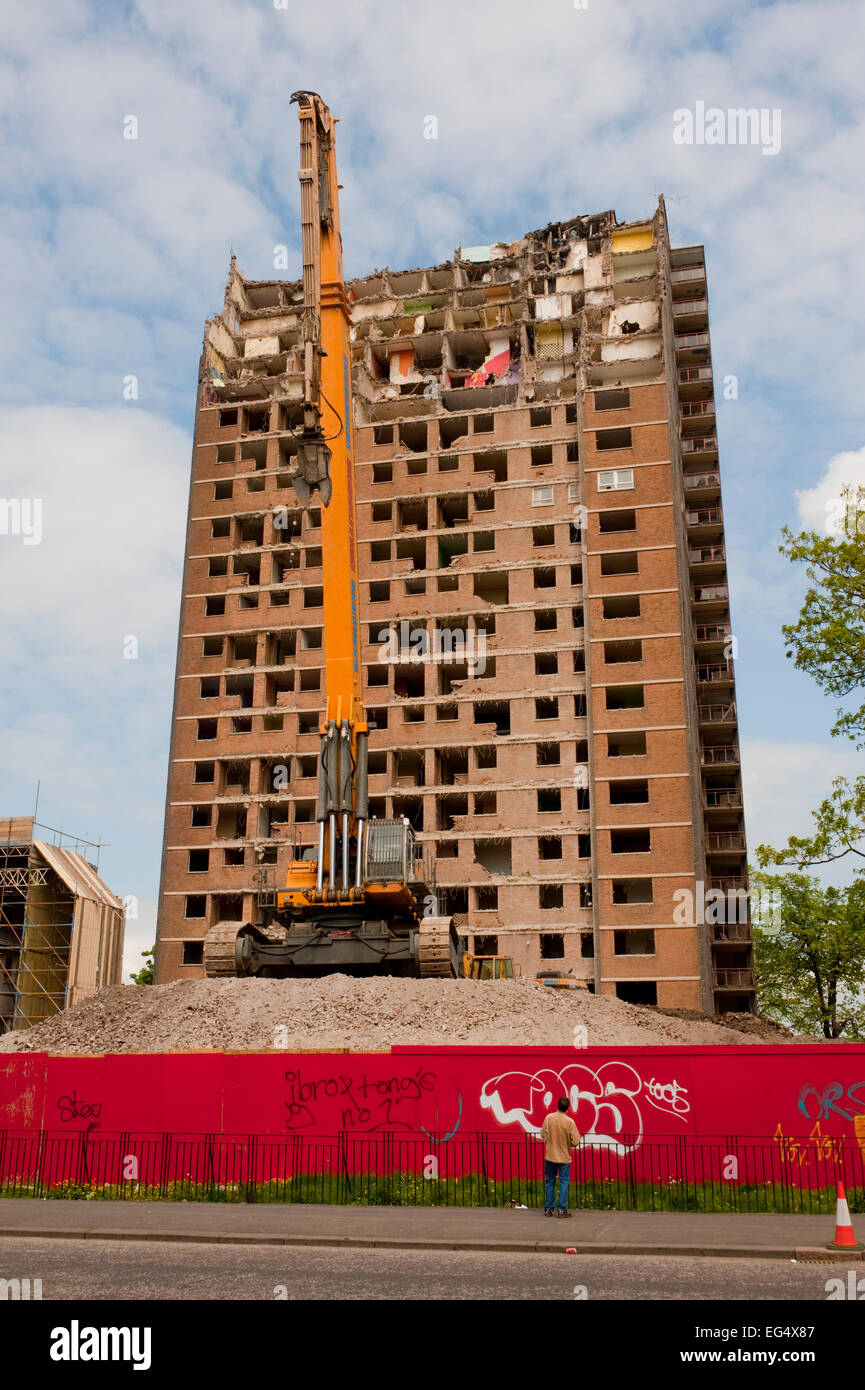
[155,196,753,1014]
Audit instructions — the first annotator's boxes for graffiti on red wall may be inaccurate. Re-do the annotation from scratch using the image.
[479,1062,690,1154]
[283,1065,437,1132]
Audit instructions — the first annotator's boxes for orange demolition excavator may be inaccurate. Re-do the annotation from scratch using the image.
[204,93,461,980]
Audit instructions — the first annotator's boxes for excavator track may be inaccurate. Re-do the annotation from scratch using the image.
[418,916,457,978]
[203,922,248,978]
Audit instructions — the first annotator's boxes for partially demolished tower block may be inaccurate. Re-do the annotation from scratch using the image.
[0,817,125,1033]
[155,196,753,1014]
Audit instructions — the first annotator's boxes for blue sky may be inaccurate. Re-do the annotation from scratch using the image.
[1,0,863,977]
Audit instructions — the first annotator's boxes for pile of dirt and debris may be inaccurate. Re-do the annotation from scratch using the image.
[0,976,812,1054]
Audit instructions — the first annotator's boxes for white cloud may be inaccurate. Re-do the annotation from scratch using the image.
[795,446,865,533]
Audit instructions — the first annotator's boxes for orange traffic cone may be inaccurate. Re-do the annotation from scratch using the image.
[828,1180,864,1250]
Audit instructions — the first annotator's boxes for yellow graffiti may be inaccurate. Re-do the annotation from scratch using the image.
[772,1120,843,1168]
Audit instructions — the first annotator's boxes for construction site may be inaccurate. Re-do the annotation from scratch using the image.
[149,92,750,1021]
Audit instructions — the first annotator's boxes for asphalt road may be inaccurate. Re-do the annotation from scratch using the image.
[0,1235,846,1301]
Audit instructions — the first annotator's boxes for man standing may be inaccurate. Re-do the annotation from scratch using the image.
[540,1096,580,1218]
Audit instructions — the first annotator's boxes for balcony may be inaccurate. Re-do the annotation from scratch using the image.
[706,831,747,854]
[712,921,752,943]
[694,622,730,649]
[671,265,706,287]
[680,399,716,423]
[714,967,755,990]
[675,331,710,362]
[672,296,709,320]
[689,543,726,569]
[701,743,740,766]
[708,876,748,893]
[691,582,729,609]
[681,434,718,459]
[678,365,713,386]
[683,471,720,498]
[698,702,737,725]
[697,662,733,685]
[704,788,743,810]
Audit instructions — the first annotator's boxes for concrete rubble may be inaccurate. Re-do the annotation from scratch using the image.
[0,977,804,1054]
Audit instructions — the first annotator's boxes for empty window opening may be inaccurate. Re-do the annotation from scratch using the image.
[611,828,651,854]
[537,788,562,813]
[609,779,650,805]
[474,450,507,482]
[581,931,594,958]
[473,572,509,605]
[476,887,498,910]
[474,700,510,736]
[371,501,392,522]
[534,567,556,590]
[185,896,206,919]
[603,594,641,619]
[616,981,657,1006]
[533,525,555,546]
[399,422,428,452]
[540,884,564,910]
[438,794,468,830]
[440,416,469,448]
[540,933,565,958]
[601,551,639,576]
[535,652,558,676]
[614,929,655,956]
[607,732,647,757]
[473,413,494,434]
[474,840,511,874]
[594,387,630,411]
[474,934,499,955]
[539,835,562,860]
[373,462,393,483]
[182,940,204,965]
[604,639,642,664]
[536,697,559,721]
[531,445,553,467]
[535,609,557,632]
[599,509,636,533]
[188,849,209,873]
[612,878,653,904]
[530,407,552,428]
[373,425,393,446]
[606,685,644,710]
[596,428,632,451]
[219,408,238,428]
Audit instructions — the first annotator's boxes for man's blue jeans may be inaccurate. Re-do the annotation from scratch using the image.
[544,1159,570,1212]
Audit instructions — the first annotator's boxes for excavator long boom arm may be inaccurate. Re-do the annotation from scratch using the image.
[290,90,367,896]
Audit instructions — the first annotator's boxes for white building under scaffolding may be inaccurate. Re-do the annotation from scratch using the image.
[0,817,124,1033]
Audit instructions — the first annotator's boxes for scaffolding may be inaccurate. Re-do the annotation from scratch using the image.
[0,818,123,1034]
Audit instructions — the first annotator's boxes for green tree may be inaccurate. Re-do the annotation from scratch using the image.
[758,486,865,870]
[752,871,865,1039]
[780,485,865,747]
[130,947,154,986]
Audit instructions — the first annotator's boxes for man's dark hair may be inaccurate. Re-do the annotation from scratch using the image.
[557,1097,569,1113]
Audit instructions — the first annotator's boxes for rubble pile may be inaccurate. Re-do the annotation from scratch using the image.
[0,976,804,1054]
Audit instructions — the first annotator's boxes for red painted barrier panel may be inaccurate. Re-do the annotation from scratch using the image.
[2,1044,864,1152]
